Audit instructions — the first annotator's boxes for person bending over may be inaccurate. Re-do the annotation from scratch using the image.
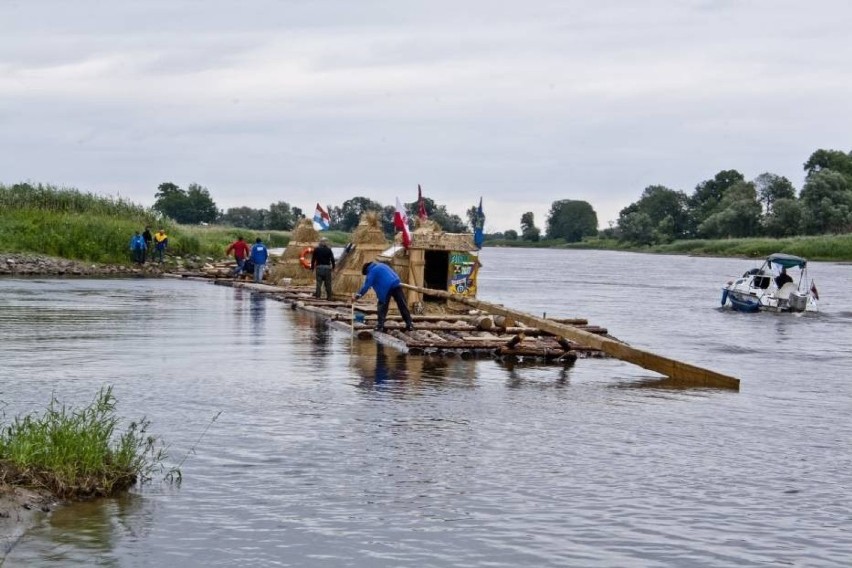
[353,262,414,332]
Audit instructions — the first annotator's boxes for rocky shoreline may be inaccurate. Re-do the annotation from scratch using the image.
[0,253,207,277]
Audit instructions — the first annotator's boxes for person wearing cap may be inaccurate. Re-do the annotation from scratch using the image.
[353,262,414,332]
[249,237,269,283]
[311,237,336,300]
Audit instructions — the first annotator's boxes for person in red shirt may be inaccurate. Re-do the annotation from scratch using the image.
[225,236,251,278]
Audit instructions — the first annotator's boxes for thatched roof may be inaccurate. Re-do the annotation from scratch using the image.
[333,212,390,298]
[399,218,477,251]
[267,218,321,285]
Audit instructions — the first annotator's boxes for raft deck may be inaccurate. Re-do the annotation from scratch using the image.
[203,279,613,364]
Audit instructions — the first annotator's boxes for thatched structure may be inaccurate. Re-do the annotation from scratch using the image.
[382,219,480,314]
[268,218,320,286]
[334,212,390,301]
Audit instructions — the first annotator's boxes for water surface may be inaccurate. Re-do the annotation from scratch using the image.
[1,249,851,567]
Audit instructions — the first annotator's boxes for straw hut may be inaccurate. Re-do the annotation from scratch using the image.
[268,218,320,286]
[334,212,390,302]
[382,218,480,314]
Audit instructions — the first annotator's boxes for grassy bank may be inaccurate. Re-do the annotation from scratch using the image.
[0,183,291,264]
[541,234,852,262]
[0,387,172,499]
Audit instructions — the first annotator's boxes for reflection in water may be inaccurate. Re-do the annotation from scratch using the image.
[22,494,149,565]
[498,358,572,388]
[249,293,265,336]
[3,255,852,567]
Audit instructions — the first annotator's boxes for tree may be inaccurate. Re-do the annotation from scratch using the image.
[184,183,219,224]
[697,181,761,238]
[689,170,745,233]
[764,198,803,238]
[799,170,852,234]
[503,229,518,240]
[618,211,655,245]
[153,182,189,222]
[407,197,467,232]
[267,201,299,230]
[803,149,852,179]
[338,197,384,232]
[616,185,689,244]
[221,207,266,229]
[545,200,598,242]
[754,173,796,215]
[153,182,218,224]
[520,212,540,241]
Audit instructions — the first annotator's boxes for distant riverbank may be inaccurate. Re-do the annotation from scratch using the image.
[487,233,852,262]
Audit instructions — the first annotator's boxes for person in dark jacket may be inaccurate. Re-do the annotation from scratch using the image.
[141,226,153,263]
[250,238,269,283]
[310,237,336,300]
[775,267,793,288]
[353,262,414,332]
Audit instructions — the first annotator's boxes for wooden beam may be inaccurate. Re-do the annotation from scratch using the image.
[401,283,739,390]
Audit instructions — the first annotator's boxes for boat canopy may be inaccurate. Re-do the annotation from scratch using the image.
[767,253,807,269]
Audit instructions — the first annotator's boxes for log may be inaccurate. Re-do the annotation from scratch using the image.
[473,315,494,330]
[402,283,739,390]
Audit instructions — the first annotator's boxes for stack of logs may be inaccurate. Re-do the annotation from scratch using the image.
[347,312,611,363]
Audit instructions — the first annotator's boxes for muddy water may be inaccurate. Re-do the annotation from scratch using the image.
[1,249,851,567]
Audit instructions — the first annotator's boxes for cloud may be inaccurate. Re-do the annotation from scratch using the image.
[2,0,852,231]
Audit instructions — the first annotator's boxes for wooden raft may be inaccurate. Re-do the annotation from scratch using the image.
[177,274,739,389]
[202,279,610,364]
[401,283,740,390]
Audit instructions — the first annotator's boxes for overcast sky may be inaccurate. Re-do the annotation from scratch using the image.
[2,1,850,232]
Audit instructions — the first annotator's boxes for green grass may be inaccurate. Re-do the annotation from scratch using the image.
[0,387,172,499]
[0,182,302,264]
[556,234,852,261]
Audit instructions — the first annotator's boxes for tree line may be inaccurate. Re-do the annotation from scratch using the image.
[152,146,852,243]
[609,148,852,245]
[151,181,599,243]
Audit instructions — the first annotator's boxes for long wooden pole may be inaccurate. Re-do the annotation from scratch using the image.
[402,283,739,390]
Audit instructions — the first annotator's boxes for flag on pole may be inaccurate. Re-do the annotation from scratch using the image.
[417,184,428,220]
[810,280,820,300]
[394,197,411,249]
[473,197,485,249]
[312,203,330,231]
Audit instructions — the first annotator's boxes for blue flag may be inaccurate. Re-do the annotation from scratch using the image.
[473,197,485,249]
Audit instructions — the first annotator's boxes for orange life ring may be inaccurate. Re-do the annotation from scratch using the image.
[299,247,314,269]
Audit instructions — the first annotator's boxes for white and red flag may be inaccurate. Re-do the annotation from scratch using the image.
[394,197,411,249]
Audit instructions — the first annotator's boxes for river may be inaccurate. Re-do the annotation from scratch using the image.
[1,248,851,567]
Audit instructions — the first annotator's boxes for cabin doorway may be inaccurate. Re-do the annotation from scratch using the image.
[423,250,449,298]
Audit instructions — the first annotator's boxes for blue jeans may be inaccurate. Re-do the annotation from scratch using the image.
[253,263,266,283]
[233,258,246,277]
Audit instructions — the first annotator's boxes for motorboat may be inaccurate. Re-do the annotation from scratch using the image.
[721,253,819,313]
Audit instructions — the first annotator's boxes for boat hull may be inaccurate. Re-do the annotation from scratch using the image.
[726,291,761,313]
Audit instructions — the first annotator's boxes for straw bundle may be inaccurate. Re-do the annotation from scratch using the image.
[268,218,319,285]
[334,212,390,299]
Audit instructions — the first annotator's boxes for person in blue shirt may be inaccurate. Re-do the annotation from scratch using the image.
[129,231,146,265]
[353,262,414,332]
[250,238,269,283]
